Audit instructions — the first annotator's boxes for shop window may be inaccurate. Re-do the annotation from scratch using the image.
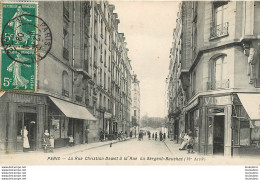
[208,55,229,90]
[240,121,250,146]
[210,1,229,39]
[62,71,69,97]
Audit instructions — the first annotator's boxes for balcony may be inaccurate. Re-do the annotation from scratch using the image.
[99,105,106,112]
[207,79,229,90]
[62,89,69,97]
[63,7,69,20]
[63,47,69,60]
[209,22,229,40]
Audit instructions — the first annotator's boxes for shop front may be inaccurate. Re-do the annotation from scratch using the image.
[231,93,260,156]
[0,92,47,153]
[199,95,233,156]
[104,112,113,140]
[183,98,200,151]
[48,96,96,148]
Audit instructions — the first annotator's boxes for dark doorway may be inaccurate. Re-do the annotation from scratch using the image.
[17,112,37,151]
[24,113,37,151]
[213,115,225,155]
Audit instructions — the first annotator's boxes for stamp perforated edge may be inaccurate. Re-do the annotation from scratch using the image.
[0,1,39,93]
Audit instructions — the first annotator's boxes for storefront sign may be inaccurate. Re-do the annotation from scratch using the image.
[203,96,231,106]
[8,93,46,104]
[184,98,199,111]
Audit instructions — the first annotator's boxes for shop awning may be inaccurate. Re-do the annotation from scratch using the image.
[49,96,97,121]
[0,91,5,98]
[238,94,260,120]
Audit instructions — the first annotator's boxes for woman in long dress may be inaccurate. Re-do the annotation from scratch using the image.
[8,6,32,44]
[7,53,31,89]
[21,126,30,152]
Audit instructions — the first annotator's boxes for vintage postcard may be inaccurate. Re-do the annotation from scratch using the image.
[0,0,260,166]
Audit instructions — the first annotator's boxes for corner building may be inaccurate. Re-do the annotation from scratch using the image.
[0,1,133,153]
[167,1,260,156]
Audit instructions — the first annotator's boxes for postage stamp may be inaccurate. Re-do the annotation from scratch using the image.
[1,3,37,47]
[0,2,52,91]
[0,49,36,91]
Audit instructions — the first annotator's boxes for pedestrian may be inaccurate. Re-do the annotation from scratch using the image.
[42,129,50,153]
[69,135,74,147]
[148,131,151,140]
[187,133,194,154]
[179,132,189,150]
[130,131,133,138]
[49,135,54,153]
[159,131,163,141]
[21,126,30,152]
[155,132,158,141]
[99,129,104,142]
[152,133,154,140]
[163,133,166,141]
[85,126,90,144]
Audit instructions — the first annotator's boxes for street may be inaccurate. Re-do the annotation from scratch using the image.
[1,136,259,165]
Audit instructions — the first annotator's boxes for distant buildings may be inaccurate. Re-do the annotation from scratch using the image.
[0,1,136,153]
[167,1,260,156]
[131,74,140,134]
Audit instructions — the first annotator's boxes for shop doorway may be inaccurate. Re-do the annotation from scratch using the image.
[17,112,37,151]
[213,115,225,155]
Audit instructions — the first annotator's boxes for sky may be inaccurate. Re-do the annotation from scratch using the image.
[112,1,179,118]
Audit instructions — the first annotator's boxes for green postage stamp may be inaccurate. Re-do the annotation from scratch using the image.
[1,2,38,91]
[0,49,36,91]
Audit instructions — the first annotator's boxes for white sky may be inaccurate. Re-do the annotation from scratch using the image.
[112,1,179,118]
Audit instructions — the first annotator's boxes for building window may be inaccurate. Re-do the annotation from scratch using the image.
[104,50,107,67]
[101,19,103,38]
[105,27,107,44]
[100,68,102,86]
[62,71,69,97]
[94,46,97,68]
[108,56,111,71]
[63,20,69,60]
[94,13,98,41]
[210,2,229,39]
[192,71,196,96]
[208,55,229,90]
[85,85,89,106]
[104,72,106,89]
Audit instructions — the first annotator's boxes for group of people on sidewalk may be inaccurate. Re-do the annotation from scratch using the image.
[179,129,195,154]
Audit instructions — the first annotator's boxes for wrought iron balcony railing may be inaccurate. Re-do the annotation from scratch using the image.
[63,7,69,20]
[210,22,229,40]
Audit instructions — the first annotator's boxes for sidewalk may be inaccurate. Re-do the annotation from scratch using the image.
[163,138,198,156]
[0,137,135,158]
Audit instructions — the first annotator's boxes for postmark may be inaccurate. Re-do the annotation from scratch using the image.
[1,3,52,64]
[0,49,36,91]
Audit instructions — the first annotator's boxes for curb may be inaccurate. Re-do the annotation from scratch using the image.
[64,138,131,156]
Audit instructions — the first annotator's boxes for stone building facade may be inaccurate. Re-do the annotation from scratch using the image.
[131,74,140,135]
[0,1,133,153]
[167,1,260,156]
